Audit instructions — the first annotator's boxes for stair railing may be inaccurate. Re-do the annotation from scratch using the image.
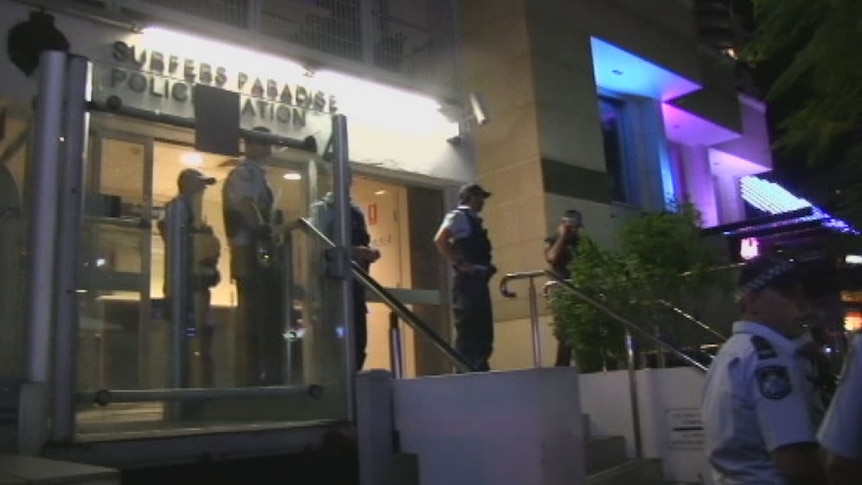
[294,218,477,374]
[499,270,547,367]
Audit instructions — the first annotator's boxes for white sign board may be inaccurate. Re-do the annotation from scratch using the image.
[666,408,704,450]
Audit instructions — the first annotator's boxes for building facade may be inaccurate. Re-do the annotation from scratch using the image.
[0,0,774,464]
[459,0,772,369]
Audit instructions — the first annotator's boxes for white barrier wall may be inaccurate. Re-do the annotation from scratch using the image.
[393,368,585,485]
[580,367,708,483]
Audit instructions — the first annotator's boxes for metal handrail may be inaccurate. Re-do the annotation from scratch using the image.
[655,299,728,342]
[295,218,476,373]
[544,281,727,350]
[499,271,548,367]
[542,270,709,373]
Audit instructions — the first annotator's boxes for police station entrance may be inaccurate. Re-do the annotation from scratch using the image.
[71,110,449,435]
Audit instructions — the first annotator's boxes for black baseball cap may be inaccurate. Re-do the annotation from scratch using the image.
[178,168,216,188]
[459,183,492,201]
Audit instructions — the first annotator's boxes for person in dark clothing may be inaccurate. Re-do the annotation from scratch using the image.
[310,184,380,371]
[433,183,495,372]
[545,209,582,367]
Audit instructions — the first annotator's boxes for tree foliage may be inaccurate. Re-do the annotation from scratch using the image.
[744,0,862,163]
[550,205,731,372]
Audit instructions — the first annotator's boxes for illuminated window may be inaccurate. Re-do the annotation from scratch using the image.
[598,96,636,204]
[844,311,862,332]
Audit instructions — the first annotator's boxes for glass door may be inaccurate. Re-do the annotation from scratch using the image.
[78,131,153,393]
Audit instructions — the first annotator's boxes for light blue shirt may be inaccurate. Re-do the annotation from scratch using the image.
[223,159,272,246]
[818,333,862,460]
[438,205,476,241]
[702,321,819,484]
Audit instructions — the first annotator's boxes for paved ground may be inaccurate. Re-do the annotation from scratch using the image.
[121,436,359,485]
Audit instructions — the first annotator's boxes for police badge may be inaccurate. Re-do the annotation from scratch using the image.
[756,365,792,400]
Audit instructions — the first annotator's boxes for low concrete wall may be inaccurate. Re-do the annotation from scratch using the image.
[580,367,707,483]
[393,368,585,485]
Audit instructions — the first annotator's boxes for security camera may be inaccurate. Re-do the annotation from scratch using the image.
[469,92,490,125]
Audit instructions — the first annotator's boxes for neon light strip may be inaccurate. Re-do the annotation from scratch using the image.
[740,176,857,234]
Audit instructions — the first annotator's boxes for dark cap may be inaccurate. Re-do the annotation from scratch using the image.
[458,183,492,201]
[178,168,216,188]
[563,209,583,227]
[735,257,802,301]
[244,126,272,144]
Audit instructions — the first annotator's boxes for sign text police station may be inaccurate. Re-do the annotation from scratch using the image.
[106,40,337,131]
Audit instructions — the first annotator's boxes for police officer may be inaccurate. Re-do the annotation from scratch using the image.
[701,257,826,484]
[222,126,284,385]
[434,183,495,372]
[159,168,220,387]
[545,209,582,366]
[310,173,380,371]
[818,331,862,484]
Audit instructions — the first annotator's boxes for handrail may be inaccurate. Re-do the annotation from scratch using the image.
[294,218,477,373]
[544,281,728,345]
[498,271,546,367]
[499,270,546,298]
[655,299,728,341]
[542,270,709,372]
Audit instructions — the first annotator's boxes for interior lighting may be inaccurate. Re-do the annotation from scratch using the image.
[845,254,862,266]
[180,152,204,167]
[282,172,302,181]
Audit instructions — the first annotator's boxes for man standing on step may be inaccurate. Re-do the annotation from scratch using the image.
[545,209,582,367]
[434,183,496,372]
[701,257,826,484]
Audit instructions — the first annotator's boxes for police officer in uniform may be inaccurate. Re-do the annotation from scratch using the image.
[818,331,862,484]
[223,127,284,385]
[701,257,826,484]
[434,183,495,372]
[310,175,380,371]
[545,209,582,367]
[159,168,220,387]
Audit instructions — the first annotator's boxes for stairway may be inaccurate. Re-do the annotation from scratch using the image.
[582,414,665,485]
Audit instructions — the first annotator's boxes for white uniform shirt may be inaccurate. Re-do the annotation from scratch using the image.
[818,333,862,460]
[702,320,819,484]
[437,204,476,241]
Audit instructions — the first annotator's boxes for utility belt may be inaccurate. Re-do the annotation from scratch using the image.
[454,263,497,281]
[230,239,280,280]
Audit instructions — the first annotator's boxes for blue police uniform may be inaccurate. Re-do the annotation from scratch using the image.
[222,159,284,385]
[310,194,372,370]
[439,205,494,371]
[702,320,820,484]
[818,332,862,460]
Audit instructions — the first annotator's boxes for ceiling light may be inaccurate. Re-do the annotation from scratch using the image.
[375,190,386,195]
[283,172,302,181]
[181,152,204,166]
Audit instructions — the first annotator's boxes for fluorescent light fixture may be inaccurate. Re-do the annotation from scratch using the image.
[374,190,386,195]
[845,254,862,265]
[181,152,204,166]
[740,176,858,234]
[282,172,302,181]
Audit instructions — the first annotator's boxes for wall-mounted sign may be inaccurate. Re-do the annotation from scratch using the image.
[666,408,704,450]
[93,39,336,141]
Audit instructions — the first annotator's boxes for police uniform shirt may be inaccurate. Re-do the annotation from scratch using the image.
[438,204,476,241]
[309,194,371,269]
[702,320,819,484]
[818,333,862,460]
[223,159,273,247]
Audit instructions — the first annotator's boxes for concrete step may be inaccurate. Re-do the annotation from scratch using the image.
[0,455,119,484]
[584,435,627,475]
[586,458,663,485]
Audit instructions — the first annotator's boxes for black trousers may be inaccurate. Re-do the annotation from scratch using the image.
[354,284,368,371]
[452,273,493,371]
[236,266,285,386]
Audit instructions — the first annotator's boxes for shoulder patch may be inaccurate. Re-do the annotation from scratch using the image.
[756,365,792,400]
[751,335,778,360]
